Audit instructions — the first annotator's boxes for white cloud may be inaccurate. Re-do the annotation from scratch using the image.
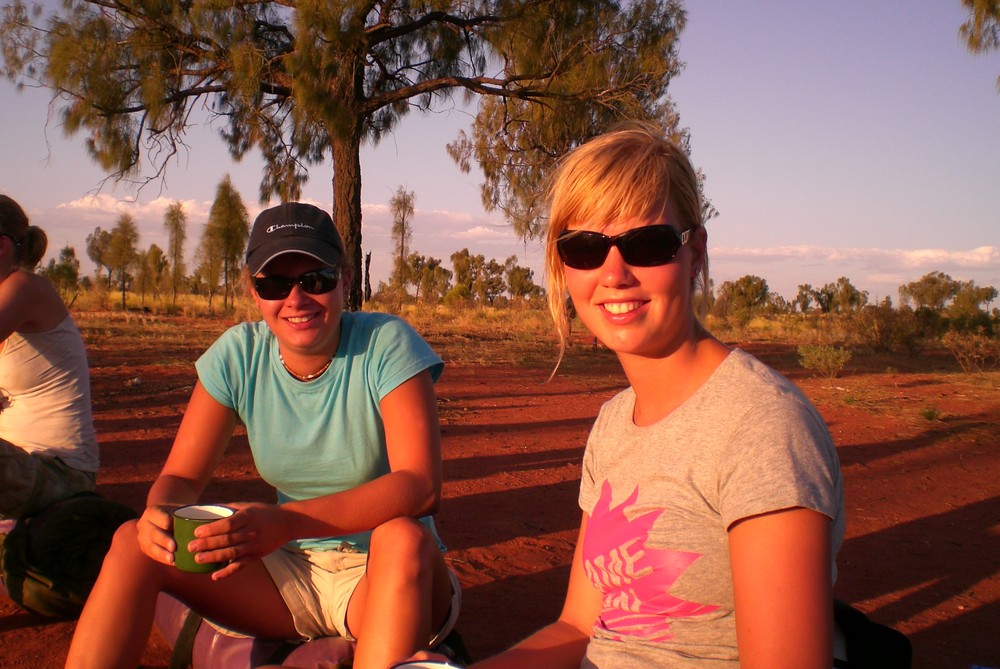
[452,224,511,241]
[717,245,999,271]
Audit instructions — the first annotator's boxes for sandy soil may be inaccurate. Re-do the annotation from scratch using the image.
[1,314,997,669]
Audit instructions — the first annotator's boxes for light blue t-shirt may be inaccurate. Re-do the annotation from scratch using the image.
[195,311,444,552]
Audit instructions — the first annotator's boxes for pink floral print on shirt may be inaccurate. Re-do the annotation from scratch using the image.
[583,480,719,641]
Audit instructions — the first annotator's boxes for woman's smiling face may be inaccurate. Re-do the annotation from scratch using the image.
[564,212,701,361]
[252,253,344,357]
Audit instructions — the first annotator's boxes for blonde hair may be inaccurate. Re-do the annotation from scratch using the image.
[0,195,47,270]
[544,124,709,358]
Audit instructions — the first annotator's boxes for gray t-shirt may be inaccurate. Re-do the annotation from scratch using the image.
[579,349,844,668]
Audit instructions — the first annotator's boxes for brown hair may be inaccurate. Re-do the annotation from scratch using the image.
[0,195,48,270]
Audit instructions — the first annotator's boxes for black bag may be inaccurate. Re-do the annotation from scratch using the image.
[0,492,137,618]
[833,599,912,668]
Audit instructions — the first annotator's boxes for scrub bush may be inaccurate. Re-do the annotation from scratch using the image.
[797,344,852,379]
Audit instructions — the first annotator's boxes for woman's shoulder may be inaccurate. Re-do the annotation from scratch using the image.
[206,320,271,354]
[720,348,796,392]
[713,348,824,423]
[348,310,406,328]
[0,270,67,331]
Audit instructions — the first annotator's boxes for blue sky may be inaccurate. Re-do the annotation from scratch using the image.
[2,1,997,303]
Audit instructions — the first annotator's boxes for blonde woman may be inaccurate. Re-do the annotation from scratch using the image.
[413,125,844,668]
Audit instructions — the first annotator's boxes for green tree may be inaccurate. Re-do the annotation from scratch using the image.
[408,253,451,303]
[2,0,688,310]
[39,245,81,303]
[85,226,112,289]
[450,249,476,296]
[107,214,140,309]
[947,280,998,330]
[794,284,815,313]
[714,275,770,325]
[134,248,150,307]
[194,224,224,314]
[899,271,962,311]
[163,202,187,309]
[766,293,791,315]
[475,258,506,305]
[389,187,415,292]
[960,0,1000,89]
[810,284,837,314]
[504,255,541,301]
[829,277,868,314]
[205,176,249,311]
[135,243,167,306]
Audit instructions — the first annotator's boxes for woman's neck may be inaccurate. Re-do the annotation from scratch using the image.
[276,334,341,382]
[619,328,731,427]
[279,349,334,382]
[0,264,17,285]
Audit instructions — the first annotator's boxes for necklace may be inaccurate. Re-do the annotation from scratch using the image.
[279,350,333,382]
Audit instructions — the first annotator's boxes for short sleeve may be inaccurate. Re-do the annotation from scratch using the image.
[716,397,841,529]
[194,324,254,411]
[364,315,444,401]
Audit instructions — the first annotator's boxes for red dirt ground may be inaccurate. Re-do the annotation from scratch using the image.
[1,314,998,669]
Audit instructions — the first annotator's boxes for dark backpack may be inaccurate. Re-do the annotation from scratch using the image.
[833,599,913,668]
[0,492,137,619]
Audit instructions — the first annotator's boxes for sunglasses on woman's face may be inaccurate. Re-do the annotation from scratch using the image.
[253,269,341,301]
[556,225,692,270]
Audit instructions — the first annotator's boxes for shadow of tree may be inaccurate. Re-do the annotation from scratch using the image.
[836,496,1000,668]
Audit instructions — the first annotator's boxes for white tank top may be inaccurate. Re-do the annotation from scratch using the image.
[0,315,99,472]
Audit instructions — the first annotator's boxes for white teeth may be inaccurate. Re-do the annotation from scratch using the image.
[604,302,639,315]
[287,315,314,324]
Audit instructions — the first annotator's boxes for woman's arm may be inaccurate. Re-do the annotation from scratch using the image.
[278,369,443,539]
[728,506,833,669]
[149,381,238,505]
[472,514,600,669]
[137,382,237,565]
[184,370,443,578]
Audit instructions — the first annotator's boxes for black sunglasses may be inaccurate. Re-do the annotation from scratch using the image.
[253,269,341,301]
[556,225,692,270]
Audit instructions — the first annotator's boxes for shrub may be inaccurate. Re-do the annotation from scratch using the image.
[941,328,1000,373]
[853,302,921,352]
[797,344,852,379]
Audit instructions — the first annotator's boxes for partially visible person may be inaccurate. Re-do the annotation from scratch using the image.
[66,202,458,669]
[409,124,844,668]
[0,194,99,521]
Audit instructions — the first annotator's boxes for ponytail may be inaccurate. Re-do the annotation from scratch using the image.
[21,226,48,270]
[0,195,48,270]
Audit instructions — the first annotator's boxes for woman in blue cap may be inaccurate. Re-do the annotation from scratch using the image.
[68,202,459,669]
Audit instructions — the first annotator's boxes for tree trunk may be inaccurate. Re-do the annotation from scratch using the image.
[364,251,372,303]
[330,126,364,311]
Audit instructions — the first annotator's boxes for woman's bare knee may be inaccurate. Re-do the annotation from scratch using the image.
[369,518,437,566]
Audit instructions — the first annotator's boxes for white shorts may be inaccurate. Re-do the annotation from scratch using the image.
[261,545,461,646]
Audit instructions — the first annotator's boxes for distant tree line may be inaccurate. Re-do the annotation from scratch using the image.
[371,187,543,309]
[45,176,251,314]
[706,271,998,366]
[36,178,543,313]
